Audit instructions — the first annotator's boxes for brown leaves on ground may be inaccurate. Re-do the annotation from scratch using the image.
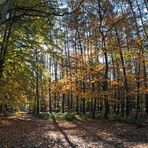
[0,113,148,148]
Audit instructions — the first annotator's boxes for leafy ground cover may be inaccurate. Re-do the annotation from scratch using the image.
[0,113,148,148]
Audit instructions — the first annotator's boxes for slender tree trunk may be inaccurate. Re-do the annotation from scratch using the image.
[143,61,148,114]
[115,28,130,116]
[35,48,40,115]
[62,94,65,113]
[134,57,141,117]
[49,87,52,113]
[76,96,79,114]
[92,98,97,118]
[70,92,73,110]
[0,0,12,25]
[143,0,148,12]
[0,22,13,77]
[135,0,148,39]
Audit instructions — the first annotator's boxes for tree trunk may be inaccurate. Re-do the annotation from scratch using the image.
[115,28,130,116]
[0,22,13,77]
[62,94,65,113]
[35,48,40,115]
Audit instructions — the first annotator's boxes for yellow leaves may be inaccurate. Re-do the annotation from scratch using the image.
[78,91,92,99]
[128,87,148,96]
[123,50,135,59]
[91,78,99,84]
[95,64,104,72]
[135,37,142,46]
[111,80,122,89]
[49,76,78,95]
[0,78,28,107]
[35,34,44,44]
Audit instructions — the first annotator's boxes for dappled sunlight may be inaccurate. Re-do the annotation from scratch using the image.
[0,113,148,147]
[0,0,148,147]
[0,119,12,127]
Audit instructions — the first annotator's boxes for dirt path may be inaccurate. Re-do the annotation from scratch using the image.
[0,113,148,148]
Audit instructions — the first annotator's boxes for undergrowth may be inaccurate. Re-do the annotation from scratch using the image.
[36,112,89,121]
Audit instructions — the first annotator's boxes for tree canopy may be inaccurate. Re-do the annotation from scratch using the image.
[0,0,148,119]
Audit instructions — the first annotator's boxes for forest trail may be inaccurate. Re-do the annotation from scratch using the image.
[0,113,148,148]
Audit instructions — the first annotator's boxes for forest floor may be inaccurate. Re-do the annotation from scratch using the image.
[0,113,148,148]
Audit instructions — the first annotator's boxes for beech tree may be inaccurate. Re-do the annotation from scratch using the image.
[0,0,147,119]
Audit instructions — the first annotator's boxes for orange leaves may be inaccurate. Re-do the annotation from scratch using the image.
[72,10,83,17]
[111,80,122,89]
[68,22,84,29]
[128,87,148,96]
[136,55,145,62]
[135,37,143,46]
[90,21,98,28]
[49,76,78,95]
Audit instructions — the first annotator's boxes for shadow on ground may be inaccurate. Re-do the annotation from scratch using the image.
[0,113,148,148]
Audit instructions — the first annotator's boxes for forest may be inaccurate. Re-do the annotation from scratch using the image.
[0,0,148,147]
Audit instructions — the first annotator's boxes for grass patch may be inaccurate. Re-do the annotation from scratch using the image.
[0,111,20,117]
[36,112,89,121]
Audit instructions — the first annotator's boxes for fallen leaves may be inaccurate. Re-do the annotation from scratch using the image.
[0,114,148,148]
